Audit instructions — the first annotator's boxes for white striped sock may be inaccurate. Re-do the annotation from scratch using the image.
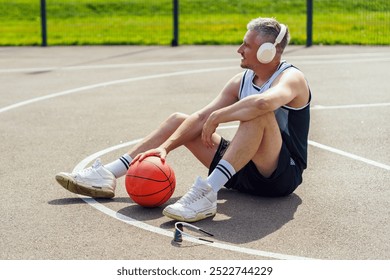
[207,159,236,193]
[105,153,133,178]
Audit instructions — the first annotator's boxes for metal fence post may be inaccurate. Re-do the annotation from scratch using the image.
[306,0,313,47]
[40,0,47,46]
[172,0,179,46]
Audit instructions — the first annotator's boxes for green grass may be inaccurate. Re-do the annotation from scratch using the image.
[0,0,389,46]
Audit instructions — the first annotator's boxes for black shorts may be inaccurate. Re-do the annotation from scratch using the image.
[209,138,303,197]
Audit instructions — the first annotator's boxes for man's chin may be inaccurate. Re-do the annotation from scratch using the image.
[240,63,249,69]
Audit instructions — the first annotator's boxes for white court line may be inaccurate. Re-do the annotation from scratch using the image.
[298,57,390,65]
[216,125,390,171]
[73,137,314,260]
[0,66,238,114]
[285,52,390,60]
[0,59,237,74]
[72,124,390,260]
[1,51,389,73]
[312,103,390,110]
[309,140,390,171]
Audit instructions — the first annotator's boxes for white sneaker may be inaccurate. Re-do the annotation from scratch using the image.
[163,176,217,222]
[55,159,116,198]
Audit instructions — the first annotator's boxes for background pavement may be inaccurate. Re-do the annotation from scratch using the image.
[0,45,389,260]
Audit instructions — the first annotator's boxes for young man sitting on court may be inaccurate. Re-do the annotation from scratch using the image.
[56,17,311,222]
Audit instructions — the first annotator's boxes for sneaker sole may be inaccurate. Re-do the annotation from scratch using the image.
[162,207,216,223]
[55,174,114,199]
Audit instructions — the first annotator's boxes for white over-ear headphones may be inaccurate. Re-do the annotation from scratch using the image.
[257,24,287,64]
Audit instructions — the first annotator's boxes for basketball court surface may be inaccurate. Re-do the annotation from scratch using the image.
[0,45,389,262]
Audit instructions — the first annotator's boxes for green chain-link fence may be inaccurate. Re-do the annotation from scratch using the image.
[1,0,389,46]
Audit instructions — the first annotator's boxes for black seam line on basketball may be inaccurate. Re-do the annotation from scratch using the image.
[128,182,174,197]
[127,157,173,181]
[119,157,130,169]
[146,159,171,180]
[135,188,174,207]
[217,164,233,178]
[132,187,173,202]
[216,165,232,180]
[126,174,169,182]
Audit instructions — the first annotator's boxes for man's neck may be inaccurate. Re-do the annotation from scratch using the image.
[252,60,281,86]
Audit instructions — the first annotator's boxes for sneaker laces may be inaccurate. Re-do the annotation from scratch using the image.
[76,158,102,178]
[178,178,210,206]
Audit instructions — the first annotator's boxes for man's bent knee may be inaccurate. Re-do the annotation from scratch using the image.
[166,112,188,127]
[253,111,276,125]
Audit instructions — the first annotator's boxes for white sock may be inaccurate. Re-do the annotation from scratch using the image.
[104,153,133,178]
[206,159,236,193]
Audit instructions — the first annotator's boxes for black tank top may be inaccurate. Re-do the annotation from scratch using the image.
[238,61,311,170]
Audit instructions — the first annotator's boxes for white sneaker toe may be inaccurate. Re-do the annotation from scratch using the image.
[162,176,217,222]
[55,159,116,198]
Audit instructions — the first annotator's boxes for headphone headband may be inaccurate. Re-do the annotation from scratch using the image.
[274,24,287,45]
[257,23,287,64]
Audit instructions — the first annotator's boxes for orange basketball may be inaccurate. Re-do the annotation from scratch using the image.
[125,156,176,207]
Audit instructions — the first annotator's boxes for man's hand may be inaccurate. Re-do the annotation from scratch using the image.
[131,147,168,164]
[202,113,219,149]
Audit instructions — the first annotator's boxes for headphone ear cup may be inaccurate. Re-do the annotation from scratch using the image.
[257,42,276,64]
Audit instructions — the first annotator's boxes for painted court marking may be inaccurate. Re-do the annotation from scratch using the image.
[0,66,238,114]
[72,118,389,260]
[1,51,389,74]
[1,53,389,259]
[73,136,313,260]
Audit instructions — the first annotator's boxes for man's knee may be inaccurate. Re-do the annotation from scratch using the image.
[255,111,276,125]
[166,112,188,127]
[239,111,276,131]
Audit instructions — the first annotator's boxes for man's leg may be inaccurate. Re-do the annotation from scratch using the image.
[184,133,222,168]
[163,112,282,221]
[55,112,190,198]
[105,112,191,177]
[128,112,190,159]
[222,111,282,178]
[198,111,282,194]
